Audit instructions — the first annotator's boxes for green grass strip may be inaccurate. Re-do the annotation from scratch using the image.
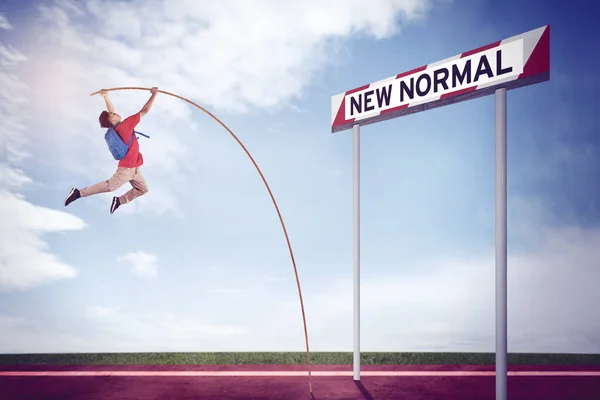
[0,352,599,365]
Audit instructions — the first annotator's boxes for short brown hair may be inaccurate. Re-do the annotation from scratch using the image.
[99,111,110,128]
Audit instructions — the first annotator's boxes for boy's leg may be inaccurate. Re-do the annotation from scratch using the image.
[80,168,134,196]
[120,168,149,204]
[65,168,134,206]
[110,167,148,213]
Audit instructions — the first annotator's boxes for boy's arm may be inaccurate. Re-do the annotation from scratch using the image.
[100,90,115,113]
[139,87,158,117]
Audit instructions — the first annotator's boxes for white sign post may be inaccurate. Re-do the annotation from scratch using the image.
[331,25,550,400]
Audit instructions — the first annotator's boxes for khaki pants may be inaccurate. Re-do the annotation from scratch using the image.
[80,167,148,204]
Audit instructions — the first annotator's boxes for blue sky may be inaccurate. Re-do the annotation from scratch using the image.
[1,0,599,353]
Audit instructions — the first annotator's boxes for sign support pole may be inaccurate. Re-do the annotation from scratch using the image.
[495,87,508,400]
[353,123,361,381]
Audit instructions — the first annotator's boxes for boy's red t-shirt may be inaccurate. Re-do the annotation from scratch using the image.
[115,113,143,168]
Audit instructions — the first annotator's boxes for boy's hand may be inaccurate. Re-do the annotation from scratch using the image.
[150,87,158,95]
[99,89,109,97]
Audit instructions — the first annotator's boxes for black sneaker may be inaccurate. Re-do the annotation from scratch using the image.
[110,196,121,214]
[64,188,80,206]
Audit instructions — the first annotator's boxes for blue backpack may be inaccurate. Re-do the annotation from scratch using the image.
[104,123,150,160]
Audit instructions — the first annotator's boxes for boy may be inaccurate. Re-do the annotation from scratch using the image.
[64,87,158,214]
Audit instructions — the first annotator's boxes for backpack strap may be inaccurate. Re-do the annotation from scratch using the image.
[135,131,150,138]
[112,122,150,144]
[127,130,149,143]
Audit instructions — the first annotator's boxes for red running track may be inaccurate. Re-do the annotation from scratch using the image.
[0,364,599,399]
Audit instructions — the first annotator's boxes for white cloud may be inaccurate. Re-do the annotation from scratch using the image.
[88,305,250,336]
[0,13,12,30]
[0,314,93,353]
[0,307,250,353]
[0,215,80,292]
[0,182,82,294]
[0,44,27,67]
[204,284,250,298]
[86,305,115,318]
[0,18,86,292]
[71,0,432,113]
[82,306,251,351]
[1,223,599,352]
[271,225,600,353]
[117,251,159,279]
[11,0,433,217]
[0,304,250,352]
